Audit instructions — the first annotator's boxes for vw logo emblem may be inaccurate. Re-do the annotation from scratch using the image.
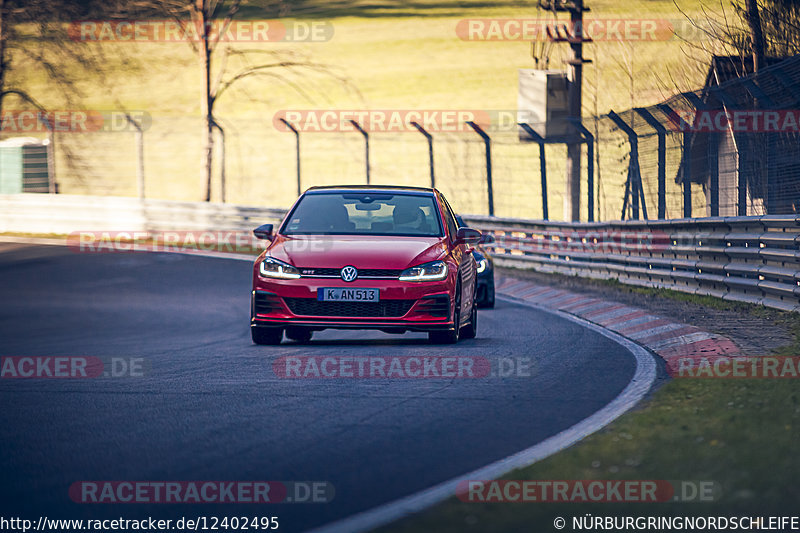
[340,266,358,282]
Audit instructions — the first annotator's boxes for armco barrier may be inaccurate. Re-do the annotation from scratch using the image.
[461,215,800,313]
[0,193,286,234]
[2,194,798,313]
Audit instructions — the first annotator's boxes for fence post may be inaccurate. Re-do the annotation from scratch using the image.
[708,131,719,216]
[518,123,548,220]
[657,103,692,218]
[608,111,646,220]
[410,121,434,188]
[38,115,57,194]
[466,121,494,216]
[709,86,747,216]
[349,120,370,185]
[634,108,666,219]
[567,118,595,222]
[211,121,226,203]
[279,118,301,196]
[125,114,145,201]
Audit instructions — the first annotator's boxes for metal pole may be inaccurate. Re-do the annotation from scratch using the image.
[519,123,548,220]
[608,111,646,219]
[211,121,226,203]
[410,121,434,188]
[568,118,595,222]
[634,108,666,218]
[683,132,692,217]
[708,131,719,216]
[349,120,370,184]
[565,0,587,222]
[657,103,692,218]
[125,114,145,200]
[39,116,56,194]
[280,118,301,196]
[466,121,494,216]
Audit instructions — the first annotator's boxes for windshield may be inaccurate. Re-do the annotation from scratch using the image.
[281,192,443,237]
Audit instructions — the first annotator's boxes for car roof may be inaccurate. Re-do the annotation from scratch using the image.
[304,185,438,196]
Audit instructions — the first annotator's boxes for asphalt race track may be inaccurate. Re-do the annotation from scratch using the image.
[0,244,639,532]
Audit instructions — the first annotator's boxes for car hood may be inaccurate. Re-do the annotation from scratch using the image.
[267,235,447,269]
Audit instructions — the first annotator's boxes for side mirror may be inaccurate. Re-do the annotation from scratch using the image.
[454,227,481,246]
[479,233,495,245]
[253,223,274,240]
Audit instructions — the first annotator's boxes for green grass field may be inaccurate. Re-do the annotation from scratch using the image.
[9,0,726,217]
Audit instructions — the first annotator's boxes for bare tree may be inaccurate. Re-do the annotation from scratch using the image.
[0,0,106,121]
[119,0,357,202]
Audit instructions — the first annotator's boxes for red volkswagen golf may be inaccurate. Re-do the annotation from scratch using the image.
[250,186,481,345]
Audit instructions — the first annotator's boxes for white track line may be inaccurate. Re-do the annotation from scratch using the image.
[306,294,658,533]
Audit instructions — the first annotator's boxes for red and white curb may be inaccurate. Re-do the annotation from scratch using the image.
[496,276,741,367]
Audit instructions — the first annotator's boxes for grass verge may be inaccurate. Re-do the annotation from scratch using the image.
[379,276,800,532]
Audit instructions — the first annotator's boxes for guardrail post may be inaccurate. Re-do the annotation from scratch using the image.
[518,123,548,220]
[608,111,647,220]
[567,119,595,222]
[410,121,435,188]
[349,120,370,185]
[466,121,494,216]
[634,108,666,219]
[279,118,301,196]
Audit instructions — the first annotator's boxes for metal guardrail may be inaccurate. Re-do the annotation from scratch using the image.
[0,193,286,234]
[462,214,800,313]
[2,194,798,313]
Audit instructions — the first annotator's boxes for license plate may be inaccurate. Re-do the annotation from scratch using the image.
[317,288,379,302]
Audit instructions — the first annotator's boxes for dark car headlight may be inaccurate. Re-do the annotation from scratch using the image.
[476,258,488,273]
[259,256,301,279]
[399,260,448,281]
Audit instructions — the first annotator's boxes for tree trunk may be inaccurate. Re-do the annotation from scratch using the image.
[198,0,214,202]
[0,0,7,119]
[745,0,765,73]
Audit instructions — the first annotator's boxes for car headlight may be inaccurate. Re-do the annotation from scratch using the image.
[399,260,448,281]
[476,258,488,273]
[259,256,301,279]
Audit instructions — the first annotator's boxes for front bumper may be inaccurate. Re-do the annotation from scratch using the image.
[251,277,455,332]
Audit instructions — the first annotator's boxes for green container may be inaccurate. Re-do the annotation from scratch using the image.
[0,140,50,193]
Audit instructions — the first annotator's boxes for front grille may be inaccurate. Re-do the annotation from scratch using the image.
[416,295,450,317]
[298,268,402,278]
[284,298,414,317]
[254,291,282,314]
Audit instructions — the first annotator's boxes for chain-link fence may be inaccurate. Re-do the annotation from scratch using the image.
[7,54,800,220]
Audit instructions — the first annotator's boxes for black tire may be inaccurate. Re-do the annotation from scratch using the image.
[252,327,283,345]
[461,289,478,340]
[285,327,313,343]
[429,281,461,344]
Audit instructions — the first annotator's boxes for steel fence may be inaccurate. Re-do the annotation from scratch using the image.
[463,213,800,312]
